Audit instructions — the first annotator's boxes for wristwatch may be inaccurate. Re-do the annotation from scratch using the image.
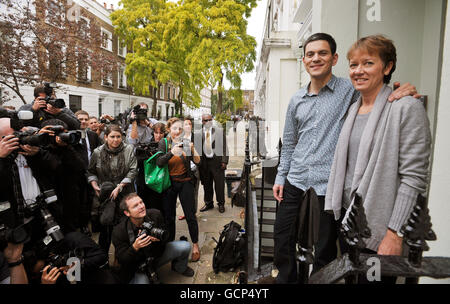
[8,255,24,268]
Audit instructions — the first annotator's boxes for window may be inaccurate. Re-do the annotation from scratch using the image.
[77,63,91,82]
[118,67,126,89]
[101,70,113,87]
[98,98,103,116]
[45,0,65,27]
[79,16,90,40]
[101,28,112,52]
[159,85,164,99]
[118,39,126,58]
[168,86,171,100]
[69,95,82,113]
[114,100,121,116]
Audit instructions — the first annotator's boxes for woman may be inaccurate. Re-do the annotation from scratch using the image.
[88,124,137,254]
[325,35,431,282]
[178,116,200,221]
[155,117,202,262]
[135,122,166,211]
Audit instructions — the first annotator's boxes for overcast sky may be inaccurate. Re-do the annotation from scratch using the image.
[98,0,267,90]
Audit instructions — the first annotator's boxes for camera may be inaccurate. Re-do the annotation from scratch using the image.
[41,82,66,109]
[0,201,31,250]
[135,142,159,161]
[137,220,168,242]
[25,190,64,244]
[137,256,160,284]
[45,248,84,272]
[131,105,148,123]
[47,125,81,145]
[13,127,52,147]
[0,108,34,131]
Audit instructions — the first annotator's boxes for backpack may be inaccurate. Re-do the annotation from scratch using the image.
[212,221,246,274]
[144,138,171,193]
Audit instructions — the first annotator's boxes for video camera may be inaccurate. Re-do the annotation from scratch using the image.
[41,82,66,109]
[0,108,34,131]
[130,105,148,123]
[12,125,81,147]
[137,220,168,242]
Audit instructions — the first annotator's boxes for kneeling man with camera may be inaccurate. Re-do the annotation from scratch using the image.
[112,193,194,284]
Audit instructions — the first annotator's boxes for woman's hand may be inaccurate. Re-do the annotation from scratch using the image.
[171,143,183,156]
[110,184,123,200]
[377,229,403,256]
[91,181,101,197]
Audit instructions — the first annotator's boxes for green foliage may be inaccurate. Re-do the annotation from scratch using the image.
[214,112,231,127]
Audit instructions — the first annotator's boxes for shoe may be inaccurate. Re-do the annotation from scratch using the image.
[177,266,195,277]
[200,203,214,212]
[178,215,186,220]
[218,204,225,213]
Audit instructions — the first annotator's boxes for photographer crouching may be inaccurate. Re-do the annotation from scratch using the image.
[19,83,80,130]
[112,193,194,284]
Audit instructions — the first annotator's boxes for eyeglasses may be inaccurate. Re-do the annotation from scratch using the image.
[202,119,212,122]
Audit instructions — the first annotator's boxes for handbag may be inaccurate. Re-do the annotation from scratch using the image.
[144,138,171,193]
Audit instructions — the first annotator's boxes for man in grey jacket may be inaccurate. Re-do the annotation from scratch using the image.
[272,33,418,283]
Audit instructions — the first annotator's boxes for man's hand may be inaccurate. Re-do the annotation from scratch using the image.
[388,82,421,102]
[3,243,23,263]
[18,144,39,156]
[41,266,61,284]
[220,162,227,170]
[38,125,56,136]
[102,114,114,121]
[377,229,403,256]
[44,103,62,115]
[32,97,47,112]
[0,135,19,158]
[55,135,68,147]
[132,233,159,251]
[273,184,284,202]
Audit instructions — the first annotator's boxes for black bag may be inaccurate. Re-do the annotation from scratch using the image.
[212,221,246,274]
[99,198,116,226]
[231,166,247,208]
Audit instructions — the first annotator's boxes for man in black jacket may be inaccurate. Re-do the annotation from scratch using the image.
[112,193,194,284]
[198,114,229,213]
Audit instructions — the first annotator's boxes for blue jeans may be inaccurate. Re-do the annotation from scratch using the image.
[129,240,191,284]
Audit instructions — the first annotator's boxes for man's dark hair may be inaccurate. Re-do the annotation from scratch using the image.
[41,118,68,130]
[120,192,140,213]
[33,85,46,98]
[303,33,337,55]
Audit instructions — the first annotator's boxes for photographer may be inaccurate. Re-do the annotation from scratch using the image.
[126,103,153,147]
[112,193,194,284]
[19,84,80,131]
[38,119,86,233]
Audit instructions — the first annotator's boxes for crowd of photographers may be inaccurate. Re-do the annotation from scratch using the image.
[0,83,205,284]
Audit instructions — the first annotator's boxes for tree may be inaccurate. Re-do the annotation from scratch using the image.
[111,0,171,117]
[186,0,257,114]
[0,0,118,105]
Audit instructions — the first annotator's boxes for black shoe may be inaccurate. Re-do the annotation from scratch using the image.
[200,203,214,212]
[218,204,225,213]
[172,265,195,277]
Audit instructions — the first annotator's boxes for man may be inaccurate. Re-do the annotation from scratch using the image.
[126,103,153,147]
[272,33,418,283]
[198,114,229,213]
[19,85,80,130]
[74,110,102,236]
[112,193,194,284]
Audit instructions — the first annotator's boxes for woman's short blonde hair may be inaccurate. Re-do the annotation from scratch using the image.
[166,117,181,130]
[347,35,397,84]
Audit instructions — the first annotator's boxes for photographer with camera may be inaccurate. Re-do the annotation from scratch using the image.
[19,84,80,131]
[112,193,194,284]
[127,103,153,147]
[37,119,86,233]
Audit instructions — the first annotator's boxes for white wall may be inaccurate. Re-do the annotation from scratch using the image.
[421,4,450,284]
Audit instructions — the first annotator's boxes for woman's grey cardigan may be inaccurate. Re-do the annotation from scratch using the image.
[325,85,431,251]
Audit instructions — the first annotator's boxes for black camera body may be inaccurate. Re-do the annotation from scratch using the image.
[25,190,64,244]
[13,127,51,147]
[137,220,168,242]
[0,201,31,250]
[131,105,148,123]
[47,125,81,145]
[135,142,159,161]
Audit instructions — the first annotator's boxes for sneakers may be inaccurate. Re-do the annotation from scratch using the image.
[172,265,195,277]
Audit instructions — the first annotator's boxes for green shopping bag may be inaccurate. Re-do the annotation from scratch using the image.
[144,139,171,193]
